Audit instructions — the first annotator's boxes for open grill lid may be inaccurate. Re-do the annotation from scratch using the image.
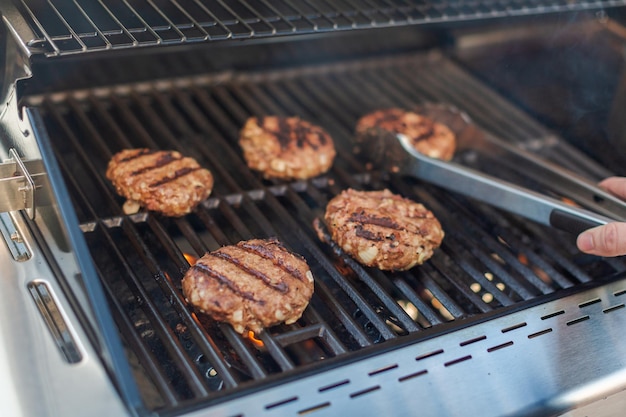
[28,51,626,416]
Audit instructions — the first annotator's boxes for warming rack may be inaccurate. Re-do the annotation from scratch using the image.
[10,0,626,56]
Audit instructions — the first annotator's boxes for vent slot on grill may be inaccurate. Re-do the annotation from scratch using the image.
[28,281,83,364]
[30,53,626,414]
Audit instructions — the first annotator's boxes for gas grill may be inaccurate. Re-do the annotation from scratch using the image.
[2,2,626,417]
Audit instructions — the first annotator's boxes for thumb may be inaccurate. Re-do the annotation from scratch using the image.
[598,177,626,200]
[577,223,626,257]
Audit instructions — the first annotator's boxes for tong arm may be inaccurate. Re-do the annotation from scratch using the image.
[395,134,613,235]
[475,133,626,221]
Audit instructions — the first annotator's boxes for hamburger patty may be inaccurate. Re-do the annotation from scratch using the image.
[239,116,336,180]
[106,148,214,217]
[356,108,456,161]
[181,238,315,334]
[319,189,444,271]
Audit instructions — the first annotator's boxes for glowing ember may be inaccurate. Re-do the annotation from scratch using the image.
[517,253,551,283]
[184,253,198,265]
[518,253,528,265]
[247,331,264,348]
[560,197,578,207]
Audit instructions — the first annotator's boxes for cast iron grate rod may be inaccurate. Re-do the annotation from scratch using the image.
[268,72,490,318]
[392,179,541,301]
[50,139,182,406]
[489,219,576,289]
[100,263,181,406]
[173,88,377,347]
[185,84,398,341]
[144,85,353,347]
[118,89,339,372]
[202,86,395,339]
[391,178,545,299]
[279,177,463,326]
[45,114,217,400]
[396,178,556,295]
[389,63,547,144]
[302,71,509,310]
[41,97,241,390]
[391,277,447,327]
[230,82,426,332]
[518,223,600,284]
[439,237,517,307]
[219,81,423,334]
[108,221,213,397]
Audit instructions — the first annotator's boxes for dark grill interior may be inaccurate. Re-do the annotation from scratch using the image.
[30,53,626,413]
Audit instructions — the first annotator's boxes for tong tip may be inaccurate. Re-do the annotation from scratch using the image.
[358,128,412,173]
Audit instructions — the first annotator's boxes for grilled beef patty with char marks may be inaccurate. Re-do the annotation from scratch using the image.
[181,238,315,334]
[356,108,456,161]
[239,116,336,180]
[106,148,214,217]
[319,189,444,271]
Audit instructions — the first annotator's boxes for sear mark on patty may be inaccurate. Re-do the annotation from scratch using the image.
[149,166,202,188]
[354,224,383,242]
[211,250,289,293]
[348,212,402,231]
[129,152,182,176]
[238,239,310,284]
[191,261,262,304]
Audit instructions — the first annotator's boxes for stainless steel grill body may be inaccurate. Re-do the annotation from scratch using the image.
[186,279,626,417]
[2,3,626,417]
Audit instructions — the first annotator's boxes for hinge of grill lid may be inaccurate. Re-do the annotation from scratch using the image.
[0,149,45,219]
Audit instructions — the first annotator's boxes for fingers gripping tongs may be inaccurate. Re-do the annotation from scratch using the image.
[367,132,616,235]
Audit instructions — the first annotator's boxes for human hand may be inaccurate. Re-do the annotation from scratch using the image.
[577,177,626,257]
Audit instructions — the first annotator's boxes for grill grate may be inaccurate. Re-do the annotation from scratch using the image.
[32,53,626,413]
[14,0,626,56]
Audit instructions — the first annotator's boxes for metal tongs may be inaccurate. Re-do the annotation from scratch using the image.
[363,104,626,235]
